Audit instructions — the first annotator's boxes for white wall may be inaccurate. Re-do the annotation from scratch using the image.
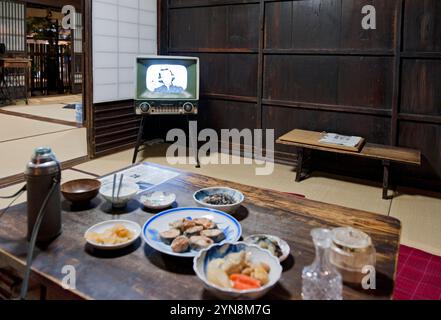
[92,0,157,103]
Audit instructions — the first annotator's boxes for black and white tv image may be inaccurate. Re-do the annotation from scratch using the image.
[135,56,199,101]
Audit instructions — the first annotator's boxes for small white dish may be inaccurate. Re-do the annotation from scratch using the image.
[140,191,176,210]
[244,234,291,262]
[99,179,139,208]
[84,219,141,250]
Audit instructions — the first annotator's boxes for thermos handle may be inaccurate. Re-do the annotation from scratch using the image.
[19,175,60,300]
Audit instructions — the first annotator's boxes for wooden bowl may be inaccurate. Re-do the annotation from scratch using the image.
[61,179,101,204]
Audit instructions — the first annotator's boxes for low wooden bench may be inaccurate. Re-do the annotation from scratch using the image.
[277,129,421,199]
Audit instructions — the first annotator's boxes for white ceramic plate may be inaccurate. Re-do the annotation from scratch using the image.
[84,219,141,250]
[244,234,291,262]
[140,191,176,210]
[142,207,242,257]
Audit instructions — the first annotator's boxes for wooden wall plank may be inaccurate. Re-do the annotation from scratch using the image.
[264,55,393,109]
[199,100,258,132]
[401,59,441,116]
[397,121,441,184]
[265,0,398,51]
[403,0,441,52]
[340,0,398,51]
[179,53,258,98]
[169,4,259,50]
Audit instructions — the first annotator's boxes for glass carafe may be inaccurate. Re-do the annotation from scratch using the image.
[302,228,343,300]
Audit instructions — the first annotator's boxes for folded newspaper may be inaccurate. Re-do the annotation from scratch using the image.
[99,163,180,194]
[319,133,363,148]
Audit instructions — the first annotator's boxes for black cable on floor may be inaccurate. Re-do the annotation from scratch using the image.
[0,185,26,220]
[0,184,26,199]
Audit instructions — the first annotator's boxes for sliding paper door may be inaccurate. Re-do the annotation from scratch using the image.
[72,11,83,93]
[0,0,25,53]
[92,0,157,103]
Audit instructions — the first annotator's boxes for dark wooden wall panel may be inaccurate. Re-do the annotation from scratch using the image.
[401,59,441,116]
[191,53,258,98]
[340,0,398,51]
[337,57,393,109]
[264,55,393,109]
[265,0,397,51]
[397,121,441,182]
[264,55,338,104]
[199,100,258,132]
[265,0,341,50]
[169,4,259,50]
[403,0,441,52]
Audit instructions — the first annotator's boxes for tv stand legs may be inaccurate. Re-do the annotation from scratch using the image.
[132,115,201,167]
[187,115,200,168]
[132,116,147,164]
[191,136,200,168]
[195,152,200,168]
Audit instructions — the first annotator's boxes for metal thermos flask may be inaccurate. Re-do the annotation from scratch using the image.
[25,147,62,242]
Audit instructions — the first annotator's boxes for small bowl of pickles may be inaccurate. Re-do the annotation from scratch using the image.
[244,234,290,262]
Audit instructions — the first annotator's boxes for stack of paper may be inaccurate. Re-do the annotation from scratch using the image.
[319,133,363,148]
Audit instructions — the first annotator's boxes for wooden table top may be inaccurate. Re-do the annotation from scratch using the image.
[0,163,401,300]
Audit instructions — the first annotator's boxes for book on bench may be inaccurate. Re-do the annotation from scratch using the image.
[277,129,365,152]
[319,133,363,148]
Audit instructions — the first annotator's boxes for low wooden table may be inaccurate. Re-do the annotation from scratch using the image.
[0,163,401,300]
[277,129,421,199]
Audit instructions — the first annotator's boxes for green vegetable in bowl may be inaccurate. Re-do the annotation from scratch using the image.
[252,236,283,258]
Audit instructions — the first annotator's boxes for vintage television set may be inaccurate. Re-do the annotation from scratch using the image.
[134,55,199,115]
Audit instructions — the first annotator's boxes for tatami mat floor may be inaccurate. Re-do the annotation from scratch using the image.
[0,113,75,143]
[0,128,88,179]
[2,94,82,124]
[14,94,82,106]
[1,103,77,123]
[73,144,441,256]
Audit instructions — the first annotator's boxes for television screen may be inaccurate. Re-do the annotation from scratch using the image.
[135,56,199,101]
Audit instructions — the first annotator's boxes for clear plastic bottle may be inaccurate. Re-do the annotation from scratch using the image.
[302,228,343,300]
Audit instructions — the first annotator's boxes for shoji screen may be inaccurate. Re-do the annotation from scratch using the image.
[92,0,157,103]
[72,11,83,92]
[0,0,25,53]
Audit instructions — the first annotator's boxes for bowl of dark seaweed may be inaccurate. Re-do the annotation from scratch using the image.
[193,187,244,214]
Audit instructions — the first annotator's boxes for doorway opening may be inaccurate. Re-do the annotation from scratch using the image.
[0,0,89,186]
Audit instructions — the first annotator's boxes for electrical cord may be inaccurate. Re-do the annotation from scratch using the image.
[0,185,26,220]
[19,177,59,300]
[0,184,26,199]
